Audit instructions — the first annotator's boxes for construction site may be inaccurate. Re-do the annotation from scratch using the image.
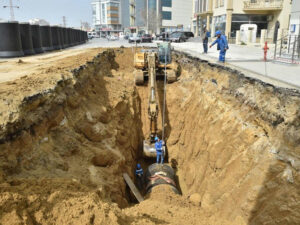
[0,43,299,225]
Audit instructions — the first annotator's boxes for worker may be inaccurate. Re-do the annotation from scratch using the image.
[155,137,164,164]
[201,27,210,54]
[209,30,229,63]
[135,163,144,191]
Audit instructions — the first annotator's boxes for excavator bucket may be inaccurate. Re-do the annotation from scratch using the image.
[143,140,166,158]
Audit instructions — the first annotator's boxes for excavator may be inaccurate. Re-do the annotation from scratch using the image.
[122,43,179,202]
[133,43,176,158]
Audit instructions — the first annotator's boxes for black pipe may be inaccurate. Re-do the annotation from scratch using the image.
[145,163,179,194]
[51,26,62,50]
[63,27,69,48]
[40,25,53,52]
[31,24,44,54]
[58,27,65,49]
[0,21,24,58]
[19,22,35,56]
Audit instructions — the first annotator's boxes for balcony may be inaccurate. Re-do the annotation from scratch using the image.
[243,0,283,11]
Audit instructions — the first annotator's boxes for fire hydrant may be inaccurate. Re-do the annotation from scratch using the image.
[263,41,269,61]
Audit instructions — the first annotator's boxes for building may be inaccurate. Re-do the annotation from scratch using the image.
[92,0,122,36]
[193,0,292,42]
[289,0,300,35]
[147,0,193,34]
[121,0,137,33]
[136,0,147,29]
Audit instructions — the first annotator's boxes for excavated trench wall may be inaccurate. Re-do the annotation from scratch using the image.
[163,52,300,225]
[0,48,299,225]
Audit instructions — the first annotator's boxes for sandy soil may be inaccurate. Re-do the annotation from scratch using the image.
[0,47,299,225]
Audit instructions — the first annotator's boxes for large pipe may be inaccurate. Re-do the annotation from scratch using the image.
[145,163,179,194]
[31,24,44,54]
[0,21,24,58]
[19,22,35,55]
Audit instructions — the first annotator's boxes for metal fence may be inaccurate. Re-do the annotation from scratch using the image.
[274,35,300,64]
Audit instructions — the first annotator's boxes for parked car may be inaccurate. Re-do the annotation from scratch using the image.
[141,34,152,43]
[107,35,118,41]
[128,34,141,43]
[157,32,170,41]
[169,32,188,42]
[183,31,194,38]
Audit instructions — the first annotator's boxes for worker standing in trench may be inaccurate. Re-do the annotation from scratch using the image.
[135,164,144,191]
[209,30,229,63]
[155,137,165,164]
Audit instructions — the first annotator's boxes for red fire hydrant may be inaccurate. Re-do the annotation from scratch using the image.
[263,41,269,61]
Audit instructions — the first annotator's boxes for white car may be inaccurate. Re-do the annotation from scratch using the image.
[108,35,118,41]
[128,34,141,43]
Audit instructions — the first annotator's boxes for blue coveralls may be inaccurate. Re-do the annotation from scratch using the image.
[135,167,144,190]
[203,31,210,53]
[211,35,229,62]
[155,140,164,164]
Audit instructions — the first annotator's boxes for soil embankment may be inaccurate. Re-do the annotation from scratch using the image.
[0,48,299,225]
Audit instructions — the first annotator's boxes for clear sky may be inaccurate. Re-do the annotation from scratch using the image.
[0,0,92,27]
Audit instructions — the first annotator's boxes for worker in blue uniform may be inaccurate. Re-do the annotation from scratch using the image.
[135,163,144,191]
[155,137,164,164]
[210,30,229,63]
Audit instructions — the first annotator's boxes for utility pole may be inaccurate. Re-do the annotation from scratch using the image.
[3,0,19,21]
[62,16,67,27]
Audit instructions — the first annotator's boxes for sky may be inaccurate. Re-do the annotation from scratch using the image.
[0,0,92,27]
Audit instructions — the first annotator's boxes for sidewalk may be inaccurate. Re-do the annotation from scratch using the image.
[172,41,300,90]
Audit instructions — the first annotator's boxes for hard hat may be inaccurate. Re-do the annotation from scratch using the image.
[215,30,222,36]
[137,163,141,169]
[155,136,159,141]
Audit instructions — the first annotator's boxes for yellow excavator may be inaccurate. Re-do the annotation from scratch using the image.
[133,43,176,158]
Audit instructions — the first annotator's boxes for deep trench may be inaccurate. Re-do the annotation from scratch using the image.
[0,48,299,225]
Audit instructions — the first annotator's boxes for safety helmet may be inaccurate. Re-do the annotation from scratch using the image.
[137,163,141,169]
[215,30,222,36]
[155,136,159,141]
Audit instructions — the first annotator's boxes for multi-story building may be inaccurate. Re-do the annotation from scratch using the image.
[121,0,137,32]
[136,0,147,29]
[193,0,292,42]
[92,0,122,36]
[147,0,193,34]
[289,0,300,35]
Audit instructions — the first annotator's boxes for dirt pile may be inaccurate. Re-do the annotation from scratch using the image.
[0,47,299,225]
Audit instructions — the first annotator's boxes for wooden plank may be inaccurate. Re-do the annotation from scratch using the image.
[123,173,144,203]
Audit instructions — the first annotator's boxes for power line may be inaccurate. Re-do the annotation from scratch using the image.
[3,0,19,21]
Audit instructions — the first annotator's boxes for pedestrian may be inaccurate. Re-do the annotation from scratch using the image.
[135,163,144,191]
[209,30,229,63]
[155,137,164,164]
[202,27,210,54]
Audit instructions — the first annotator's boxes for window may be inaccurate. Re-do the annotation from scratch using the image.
[215,0,219,8]
[162,11,172,20]
[162,0,172,7]
[220,0,224,7]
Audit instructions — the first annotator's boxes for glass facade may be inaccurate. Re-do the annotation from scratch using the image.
[162,0,172,7]
[162,11,172,20]
[148,0,156,10]
[231,14,268,37]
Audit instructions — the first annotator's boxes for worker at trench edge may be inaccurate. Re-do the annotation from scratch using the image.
[155,137,164,164]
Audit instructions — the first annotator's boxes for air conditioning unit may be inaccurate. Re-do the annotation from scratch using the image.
[267,15,273,22]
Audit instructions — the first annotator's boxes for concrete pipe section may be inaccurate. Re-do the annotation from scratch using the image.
[51,26,62,50]
[145,163,179,194]
[31,24,44,54]
[0,21,24,58]
[19,22,35,56]
[40,25,54,52]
